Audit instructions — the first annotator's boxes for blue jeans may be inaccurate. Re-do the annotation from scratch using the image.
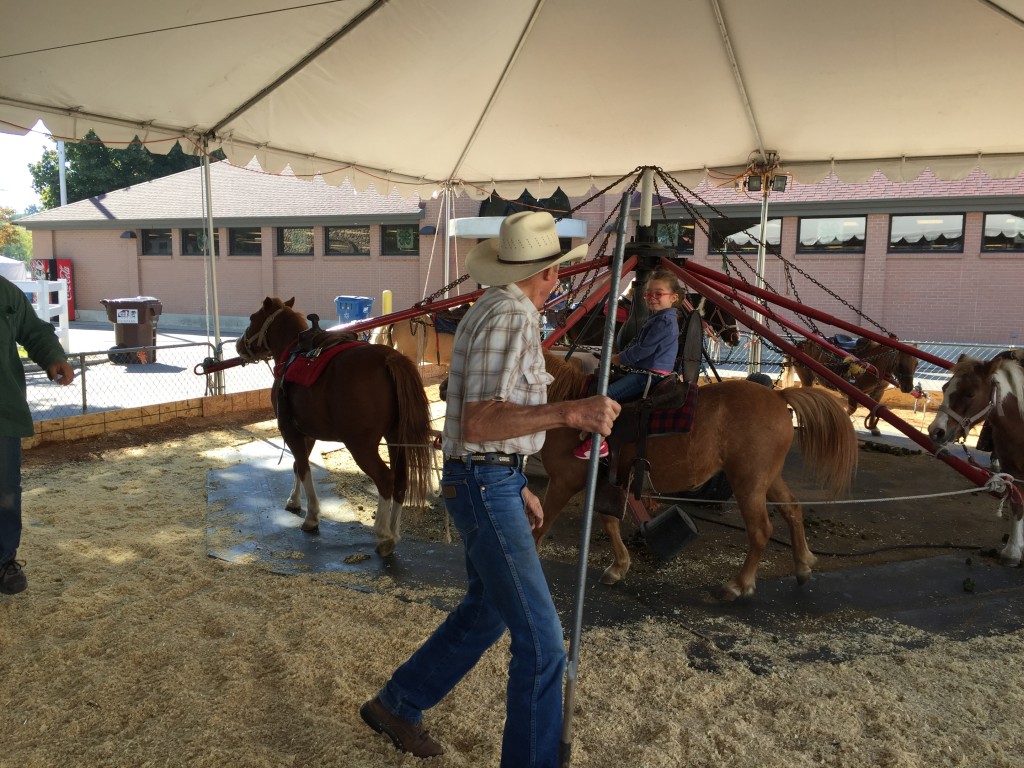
[607,371,657,403]
[0,437,22,564]
[380,459,566,768]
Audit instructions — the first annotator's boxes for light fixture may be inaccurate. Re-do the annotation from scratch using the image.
[419,225,437,235]
[771,175,788,192]
[745,174,762,192]
[120,230,137,239]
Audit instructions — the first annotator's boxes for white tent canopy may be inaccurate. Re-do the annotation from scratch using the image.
[3,0,1024,198]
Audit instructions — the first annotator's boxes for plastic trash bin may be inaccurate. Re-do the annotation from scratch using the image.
[335,295,374,324]
[100,296,163,364]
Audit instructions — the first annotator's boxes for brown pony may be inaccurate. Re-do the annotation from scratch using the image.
[537,356,858,600]
[783,337,919,435]
[236,297,433,556]
[375,304,472,371]
[376,316,455,370]
[928,352,1024,566]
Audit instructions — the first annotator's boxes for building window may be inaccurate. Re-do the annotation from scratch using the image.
[276,227,314,256]
[229,227,262,256]
[653,220,695,254]
[140,229,172,255]
[982,213,1024,252]
[326,225,371,255]
[797,216,866,253]
[381,224,419,255]
[709,217,781,253]
[888,214,964,252]
[181,228,220,256]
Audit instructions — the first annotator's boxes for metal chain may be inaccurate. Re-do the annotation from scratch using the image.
[416,272,474,307]
[654,168,896,367]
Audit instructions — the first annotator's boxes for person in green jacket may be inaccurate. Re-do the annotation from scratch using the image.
[1,275,75,595]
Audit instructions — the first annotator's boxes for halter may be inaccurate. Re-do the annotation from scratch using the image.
[237,305,288,361]
[935,386,995,440]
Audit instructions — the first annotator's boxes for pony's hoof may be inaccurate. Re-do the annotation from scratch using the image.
[599,565,624,585]
[301,523,320,535]
[376,541,396,558]
[870,428,881,436]
[286,504,302,515]
[999,553,1021,567]
[715,581,753,602]
[795,571,812,586]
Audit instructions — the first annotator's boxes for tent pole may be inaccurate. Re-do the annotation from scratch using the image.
[559,191,630,768]
[443,184,451,297]
[639,167,654,226]
[202,140,224,394]
[747,180,769,375]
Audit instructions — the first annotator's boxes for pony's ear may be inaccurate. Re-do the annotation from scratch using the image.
[286,297,296,308]
[984,356,1004,377]
[957,353,969,363]
[262,296,275,310]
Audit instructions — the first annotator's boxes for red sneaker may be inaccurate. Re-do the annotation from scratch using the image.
[573,440,609,459]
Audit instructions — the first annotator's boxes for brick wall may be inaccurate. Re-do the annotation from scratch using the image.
[32,195,1024,344]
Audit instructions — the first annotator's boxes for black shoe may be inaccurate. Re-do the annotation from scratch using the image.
[0,559,27,595]
[360,696,443,758]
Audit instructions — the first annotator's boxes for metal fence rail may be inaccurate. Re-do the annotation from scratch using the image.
[26,341,275,422]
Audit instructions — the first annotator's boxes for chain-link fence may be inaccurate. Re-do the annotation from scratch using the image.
[26,340,275,422]
[702,332,1015,387]
[26,334,1019,423]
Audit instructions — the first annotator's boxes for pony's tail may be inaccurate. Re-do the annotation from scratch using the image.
[780,355,795,388]
[779,387,858,498]
[385,353,434,508]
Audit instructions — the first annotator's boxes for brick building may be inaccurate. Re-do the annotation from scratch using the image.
[19,162,1024,344]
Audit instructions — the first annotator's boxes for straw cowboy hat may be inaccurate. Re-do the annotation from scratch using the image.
[466,211,588,286]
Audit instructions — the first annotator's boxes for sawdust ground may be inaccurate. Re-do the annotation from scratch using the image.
[3,385,1022,767]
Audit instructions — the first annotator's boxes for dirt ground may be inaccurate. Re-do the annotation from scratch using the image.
[5,383,1023,768]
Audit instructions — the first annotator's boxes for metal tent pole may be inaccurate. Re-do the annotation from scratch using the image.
[747,179,769,375]
[202,140,224,394]
[559,191,630,768]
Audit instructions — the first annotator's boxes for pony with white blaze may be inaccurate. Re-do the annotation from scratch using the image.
[928,351,1024,565]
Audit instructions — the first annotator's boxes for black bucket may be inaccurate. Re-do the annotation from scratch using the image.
[640,505,699,562]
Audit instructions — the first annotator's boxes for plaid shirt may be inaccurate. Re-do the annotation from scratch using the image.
[442,284,553,457]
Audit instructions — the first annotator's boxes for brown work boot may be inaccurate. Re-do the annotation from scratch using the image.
[360,696,443,758]
[0,559,27,595]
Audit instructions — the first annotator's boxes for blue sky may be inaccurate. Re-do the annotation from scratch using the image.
[0,120,51,213]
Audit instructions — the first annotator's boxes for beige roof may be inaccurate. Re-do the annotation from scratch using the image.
[20,160,423,230]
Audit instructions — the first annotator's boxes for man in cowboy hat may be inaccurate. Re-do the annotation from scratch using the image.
[360,211,619,765]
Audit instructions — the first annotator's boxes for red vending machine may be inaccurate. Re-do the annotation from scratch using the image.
[30,258,76,320]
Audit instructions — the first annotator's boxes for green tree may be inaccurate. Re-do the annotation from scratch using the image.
[0,206,30,260]
[28,130,218,209]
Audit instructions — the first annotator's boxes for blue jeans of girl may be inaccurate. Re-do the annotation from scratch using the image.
[379,458,566,768]
[607,371,657,403]
[0,436,23,564]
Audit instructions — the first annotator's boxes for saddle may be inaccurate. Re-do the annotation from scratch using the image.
[592,374,700,518]
[430,303,471,335]
[276,314,362,385]
[827,334,863,354]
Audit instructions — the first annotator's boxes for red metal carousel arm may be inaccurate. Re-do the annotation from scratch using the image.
[681,260,953,371]
[666,260,995,494]
[542,255,637,348]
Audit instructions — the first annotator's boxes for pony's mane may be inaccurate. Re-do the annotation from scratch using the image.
[544,352,589,403]
[993,356,1024,418]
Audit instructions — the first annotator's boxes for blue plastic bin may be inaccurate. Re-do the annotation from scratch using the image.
[335,295,374,323]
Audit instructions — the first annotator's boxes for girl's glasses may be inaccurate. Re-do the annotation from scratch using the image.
[643,291,676,298]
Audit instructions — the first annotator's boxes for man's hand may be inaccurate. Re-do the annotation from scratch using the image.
[522,486,544,530]
[563,395,620,437]
[47,361,75,386]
